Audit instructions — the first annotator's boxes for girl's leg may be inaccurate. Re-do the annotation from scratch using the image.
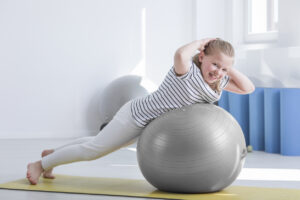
[41,136,95,178]
[27,101,143,184]
[53,136,96,151]
[41,150,55,178]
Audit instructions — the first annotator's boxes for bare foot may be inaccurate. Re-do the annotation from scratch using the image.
[26,161,43,185]
[41,149,55,179]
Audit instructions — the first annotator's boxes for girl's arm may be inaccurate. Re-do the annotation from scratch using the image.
[174,38,214,76]
[224,68,255,94]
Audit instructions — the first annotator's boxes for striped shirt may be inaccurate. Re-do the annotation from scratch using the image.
[130,61,230,128]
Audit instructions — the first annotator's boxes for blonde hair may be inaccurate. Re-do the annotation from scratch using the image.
[192,38,234,94]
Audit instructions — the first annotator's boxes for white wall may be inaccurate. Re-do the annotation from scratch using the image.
[0,0,193,138]
[4,0,298,139]
[194,0,226,39]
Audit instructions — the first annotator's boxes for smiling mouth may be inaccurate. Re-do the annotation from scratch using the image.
[209,72,218,80]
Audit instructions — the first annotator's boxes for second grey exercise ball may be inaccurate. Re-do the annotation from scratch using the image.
[137,103,247,193]
[98,75,156,130]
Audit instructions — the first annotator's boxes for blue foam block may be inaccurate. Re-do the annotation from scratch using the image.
[280,89,300,155]
[218,91,229,111]
[228,92,250,145]
[249,88,265,151]
[264,88,280,154]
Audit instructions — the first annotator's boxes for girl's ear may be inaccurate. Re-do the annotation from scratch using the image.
[198,51,204,62]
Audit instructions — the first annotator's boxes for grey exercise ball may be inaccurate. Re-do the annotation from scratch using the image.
[99,75,156,130]
[137,103,247,193]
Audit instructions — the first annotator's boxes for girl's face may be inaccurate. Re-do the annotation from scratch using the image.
[198,51,233,84]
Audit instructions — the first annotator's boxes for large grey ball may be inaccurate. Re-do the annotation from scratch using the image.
[137,103,247,193]
[98,75,155,130]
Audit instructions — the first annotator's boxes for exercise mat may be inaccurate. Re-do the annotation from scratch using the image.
[0,174,299,200]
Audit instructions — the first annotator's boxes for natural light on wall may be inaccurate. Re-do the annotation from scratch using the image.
[130,8,157,93]
[249,0,267,33]
[131,8,146,77]
[246,0,278,42]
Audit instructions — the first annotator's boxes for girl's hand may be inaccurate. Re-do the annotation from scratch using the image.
[224,68,255,94]
[174,38,216,76]
[198,38,216,52]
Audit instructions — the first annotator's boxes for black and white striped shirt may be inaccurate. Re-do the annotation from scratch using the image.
[130,61,229,127]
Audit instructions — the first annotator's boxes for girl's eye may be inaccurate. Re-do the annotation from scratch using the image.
[222,69,227,72]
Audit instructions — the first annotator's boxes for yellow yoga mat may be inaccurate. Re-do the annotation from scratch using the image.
[0,174,299,200]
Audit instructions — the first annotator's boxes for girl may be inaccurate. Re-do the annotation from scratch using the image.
[27,38,255,185]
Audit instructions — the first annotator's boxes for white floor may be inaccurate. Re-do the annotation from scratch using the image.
[0,138,300,200]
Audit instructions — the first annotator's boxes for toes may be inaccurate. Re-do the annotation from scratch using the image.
[26,165,32,178]
[43,170,55,179]
[29,178,37,185]
[26,174,37,185]
[43,174,55,179]
[26,162,42,185]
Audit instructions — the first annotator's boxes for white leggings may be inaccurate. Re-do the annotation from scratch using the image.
[41,101,144,170]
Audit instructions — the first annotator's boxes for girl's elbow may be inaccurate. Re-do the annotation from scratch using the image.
[249,83,256,93]
[174,49,185,61]
[244,85,255,94]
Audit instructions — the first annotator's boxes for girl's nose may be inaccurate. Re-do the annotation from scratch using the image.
[215,69,222,76]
